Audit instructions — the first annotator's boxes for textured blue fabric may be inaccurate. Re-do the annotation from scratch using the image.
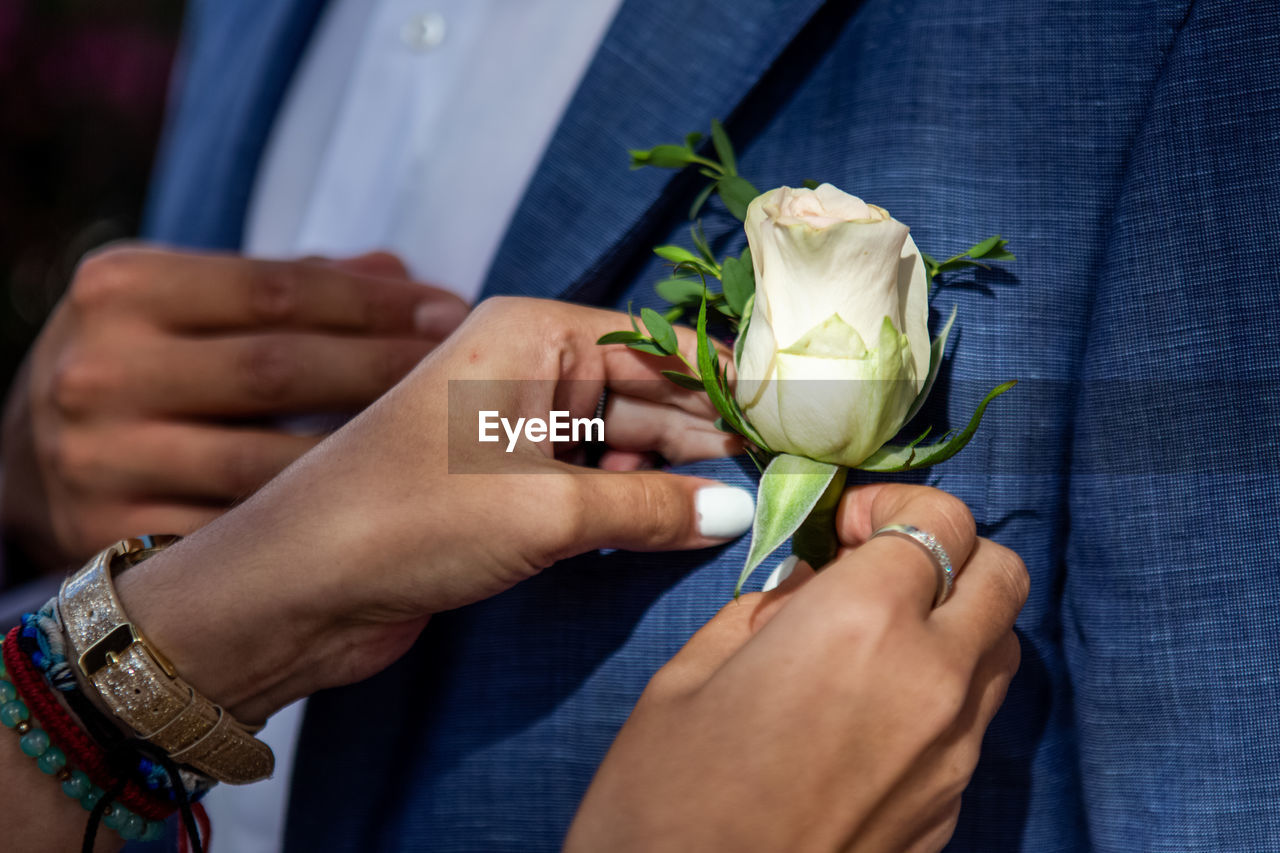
[138,0,1280,850]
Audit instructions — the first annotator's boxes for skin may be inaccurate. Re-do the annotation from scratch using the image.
[1,246,470,573]
[0,299,1026,851]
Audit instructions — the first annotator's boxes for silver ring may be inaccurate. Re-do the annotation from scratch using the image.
[872,523,955,607]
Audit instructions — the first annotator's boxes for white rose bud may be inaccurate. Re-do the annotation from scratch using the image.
[734,184,931,467]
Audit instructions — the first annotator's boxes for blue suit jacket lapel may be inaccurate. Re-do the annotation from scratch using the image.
[143,0,328,247]
[481,0,832,302]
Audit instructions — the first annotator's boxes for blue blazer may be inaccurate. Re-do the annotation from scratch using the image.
[144,1,1280,849]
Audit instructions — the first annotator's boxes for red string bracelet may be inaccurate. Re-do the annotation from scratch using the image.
[3,626,173,821]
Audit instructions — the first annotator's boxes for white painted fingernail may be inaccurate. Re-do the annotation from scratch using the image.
[695,486,755,539]
[761,555,798,592]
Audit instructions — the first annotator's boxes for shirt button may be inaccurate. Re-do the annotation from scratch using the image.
[401,12,447,52]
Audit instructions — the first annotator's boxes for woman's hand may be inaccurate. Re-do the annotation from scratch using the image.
[566,483,1029,853]
[113,297,751,724]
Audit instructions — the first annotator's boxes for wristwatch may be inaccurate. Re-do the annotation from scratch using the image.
[59,536,274,784]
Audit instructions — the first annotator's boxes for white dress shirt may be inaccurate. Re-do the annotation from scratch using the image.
[208,1,622,851]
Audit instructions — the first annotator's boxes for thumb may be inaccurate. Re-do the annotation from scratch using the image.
[566,469,754,554]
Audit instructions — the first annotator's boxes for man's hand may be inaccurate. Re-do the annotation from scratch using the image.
[567,483,1029,853]
[1,244,469,572]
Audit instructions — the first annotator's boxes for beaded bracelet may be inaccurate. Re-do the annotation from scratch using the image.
[20,603,216,806]
[4,626,174,820]
[0,634,166,842]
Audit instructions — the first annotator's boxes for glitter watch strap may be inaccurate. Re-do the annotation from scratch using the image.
[59,537,274,784]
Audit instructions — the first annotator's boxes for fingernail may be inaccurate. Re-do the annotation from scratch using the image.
[695,486,755,540]
[761,555,798,592]
[414,300,469,339]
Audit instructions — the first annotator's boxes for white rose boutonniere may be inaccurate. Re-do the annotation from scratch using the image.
[735,184,930,468]
[608,122,1016,595]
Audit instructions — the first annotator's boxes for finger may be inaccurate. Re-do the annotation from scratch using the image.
[326,250,411,279]
[603,395,744,465]
[52,421,319,501]
[652,561,816,693]
[63,501,225,557]
[102,249,468,336]
[109,334,434,417]
[929,539,1029,658]
[828,483,978,616]
[563,468,754,554]
[596,450,656,471]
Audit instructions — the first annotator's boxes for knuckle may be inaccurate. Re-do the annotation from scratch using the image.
[49,355,111,417]
[68,245,143,312]
[540,473,591,551]
[238,337,297,401]
[249,263,301,323]
[630,475,683,543]
[990,542,1031,609]
[642,662,696,705]
[44,434,99,492]
[933,492,976,554]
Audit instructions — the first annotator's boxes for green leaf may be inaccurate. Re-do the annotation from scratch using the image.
[720,248,754,316]
[661,370,705,391]
[627,340,670,357]
[736,454,842,596]
[717,175,760,221]
[627,301,640,333]
[690,221,716,266]
[630,144,696,170]
[655,277,707,305]
[653,244,702,265]
[710,119,737,175]
[967,235,1003,258]
[984,248,1016,261]
[689,182,717,219]
[684,131,704,150]
[855,380,1018,472]
[801,178,820,190]
[640,307,679,354]
[902,305,956,426]
[596,330,646,345]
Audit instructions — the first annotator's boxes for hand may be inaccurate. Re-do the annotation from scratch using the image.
[1,245,469,571]
[566,483,1028,853]
[113,297,748,723]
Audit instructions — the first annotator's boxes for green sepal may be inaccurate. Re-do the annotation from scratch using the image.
[856,380,1017,472]
[695,295,769,450]
[737,454,841,597]
[902,305,956,427]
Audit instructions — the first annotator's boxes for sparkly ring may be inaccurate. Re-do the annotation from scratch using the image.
[872,523,955,608]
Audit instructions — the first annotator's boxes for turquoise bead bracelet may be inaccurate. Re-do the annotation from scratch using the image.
[0,638,165,843]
